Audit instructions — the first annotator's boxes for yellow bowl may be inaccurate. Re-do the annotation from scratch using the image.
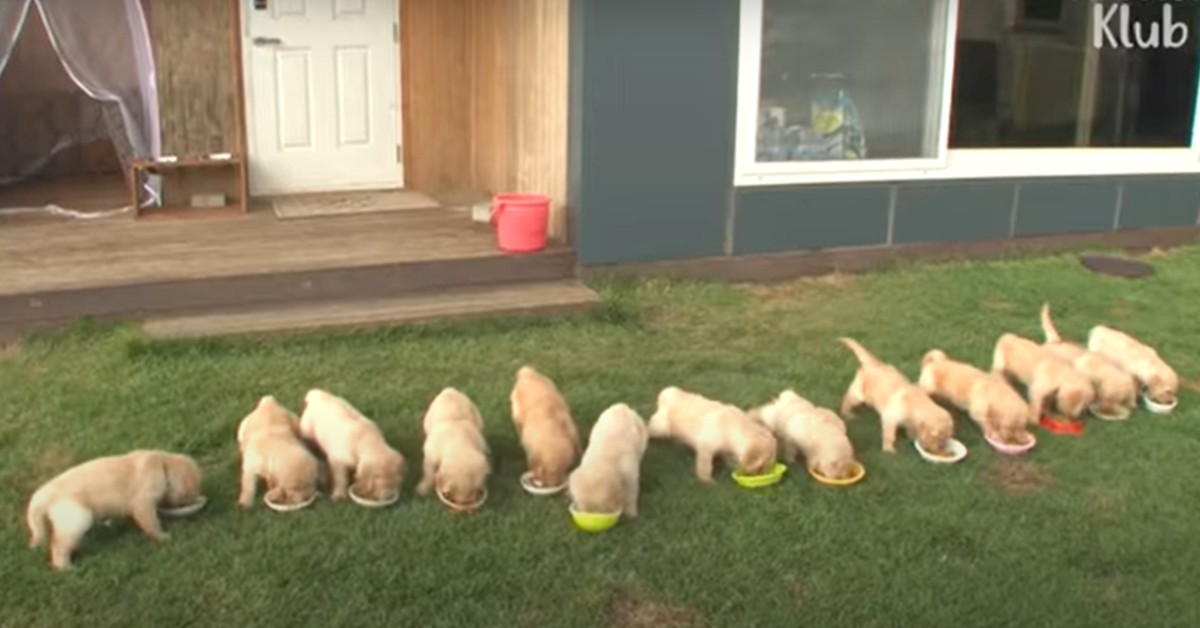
[569,504,621,532]
[731,462,787,489]
[807,462,866,487]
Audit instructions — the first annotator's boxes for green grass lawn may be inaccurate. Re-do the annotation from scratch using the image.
[2,248,1199,627]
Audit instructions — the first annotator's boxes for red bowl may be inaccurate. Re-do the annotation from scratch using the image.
[1039,415,1084,435]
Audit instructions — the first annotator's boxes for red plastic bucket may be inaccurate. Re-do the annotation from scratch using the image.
[491,193,549,253]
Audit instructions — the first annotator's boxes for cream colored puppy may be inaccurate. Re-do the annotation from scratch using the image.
[919,349,1034,445]
[1040,304,1138,419]
[26,449,203,571]
[299,389,407,503]
[416,387,491,506]
[839,337,956,455]
[992,333,1095,420]
[1087,324,1180,408]
[238,395,321,508]
[749,389,858,480]
[510,365,581,489]
[647,386,776,482]
[568,403,649,516]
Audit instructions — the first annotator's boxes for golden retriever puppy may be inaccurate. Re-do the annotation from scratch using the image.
[992,333,1096,420]
[647,386,776,482]
[1087,324,1179,408]
[749,389,858,480]
[416,387,491,506]
[1040,304,1138,419]
[510,365,581,490]
[238,395,321,508]
[568,403,649,516]
[838,337,955,455]
[918,349,1034,445]
[26,449,202,571]
[298,389,407,503]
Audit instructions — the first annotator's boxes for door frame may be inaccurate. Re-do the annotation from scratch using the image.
[236,0,406,196]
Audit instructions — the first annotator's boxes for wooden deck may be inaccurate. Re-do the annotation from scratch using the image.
[0,204,593,340]
[0,205,507,295]
[0,173,129,220]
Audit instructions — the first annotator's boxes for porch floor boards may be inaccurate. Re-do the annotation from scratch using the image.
[142,280,599,340]
[0,205,510,296]
[0,203,593,341]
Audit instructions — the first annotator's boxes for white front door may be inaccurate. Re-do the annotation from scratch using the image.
[243,0,401,195]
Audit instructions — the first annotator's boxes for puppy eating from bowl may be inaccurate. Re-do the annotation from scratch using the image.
[1086,324,1179,411]
[992,333,1096,422]
[647,386,777,483]
[1039,304,1138,420]
[298,389,406,505]
[749,389,858,480]
[26,449,203,571]
[838,337,956,455]
[238,395,321,509]
[510,365,581,493]
[417,387,491,510]
[918,349,1034,446]
[568,403,649,518]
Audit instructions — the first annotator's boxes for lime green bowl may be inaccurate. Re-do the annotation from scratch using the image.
[731,462,787,489]
[569,504,621,532]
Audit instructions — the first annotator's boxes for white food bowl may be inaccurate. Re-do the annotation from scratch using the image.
[1089,404,1131,421]
[263,492,318,513]
[436,486,488,514]
[348,486,400,509]
[913,438,968,464]
[1142,393,1177,415]
[519,471,568,496]
[159,496,207,517]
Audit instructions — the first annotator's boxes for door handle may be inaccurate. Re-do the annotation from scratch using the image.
[252,36,283,46]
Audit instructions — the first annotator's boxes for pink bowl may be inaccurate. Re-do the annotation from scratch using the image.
[984,432,1037,456]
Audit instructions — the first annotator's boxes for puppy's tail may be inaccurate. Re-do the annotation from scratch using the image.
[921,349,948,367]
[516,364,538,380]
[838,337,880,367]
[25,487,51,548]
[1040,302,1063,344]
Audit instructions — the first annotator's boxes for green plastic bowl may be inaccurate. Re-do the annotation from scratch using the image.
[569,504,621,532]
[731,462,787,488]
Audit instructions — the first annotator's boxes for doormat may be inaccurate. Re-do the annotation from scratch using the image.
[272,189,440,219]
[1079,254,1154,279]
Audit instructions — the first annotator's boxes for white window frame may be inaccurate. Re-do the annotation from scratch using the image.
[734,0,1200,187]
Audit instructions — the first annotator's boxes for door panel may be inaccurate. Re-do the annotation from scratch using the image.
[245,0,401,195]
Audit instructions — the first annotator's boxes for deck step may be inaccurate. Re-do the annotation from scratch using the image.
[141,280,601,340]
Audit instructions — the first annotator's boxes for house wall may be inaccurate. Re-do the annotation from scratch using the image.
[143,0,239,156]
[404,0,569,239]
[569,0,1200,267]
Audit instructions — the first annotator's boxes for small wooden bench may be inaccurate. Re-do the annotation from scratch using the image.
[129,154,248,219]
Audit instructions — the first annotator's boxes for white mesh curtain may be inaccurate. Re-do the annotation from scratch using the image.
[0,0,160,211]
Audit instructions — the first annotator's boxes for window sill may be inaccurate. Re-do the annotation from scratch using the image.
[734,148,1200,187]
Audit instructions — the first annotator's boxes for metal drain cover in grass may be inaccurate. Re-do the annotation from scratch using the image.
[1079,255,1154,279]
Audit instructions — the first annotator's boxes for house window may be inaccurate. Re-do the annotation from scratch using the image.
[952,0,1199,148]
[744,0,956,166]
[735,0,1200,186]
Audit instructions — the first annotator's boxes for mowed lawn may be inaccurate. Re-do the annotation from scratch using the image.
[2,247,1199,628]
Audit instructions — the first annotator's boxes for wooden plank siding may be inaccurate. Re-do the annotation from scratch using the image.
[404,0,570,241]
[143,0,239,156]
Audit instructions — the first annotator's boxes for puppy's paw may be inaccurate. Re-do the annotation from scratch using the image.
[882,445,897,454]
[625,509,638,518]
[330,491,348,502]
